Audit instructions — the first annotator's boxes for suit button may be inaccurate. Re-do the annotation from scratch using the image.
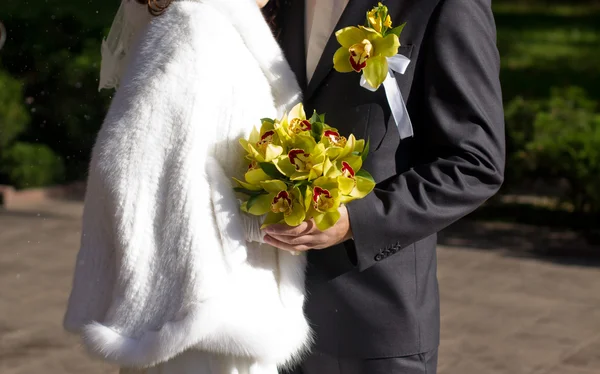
[374,253,384,261]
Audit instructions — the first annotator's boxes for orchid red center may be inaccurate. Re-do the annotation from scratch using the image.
[288,149,312,171]
[271,190,293,216]
[289,118,312,134]
[256,130,275,152]
[341,161,355,178]
[349,39,373,73]
[324,130,348,147]
[313,186,335,212]
[247,160,259,171]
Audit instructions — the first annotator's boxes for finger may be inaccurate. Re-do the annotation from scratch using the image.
[263,234,312,253]
[264,219,317,236]
[267,233,316,246]
[264,222,310,236]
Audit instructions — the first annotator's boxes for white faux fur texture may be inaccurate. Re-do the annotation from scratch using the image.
[63,0,310,370]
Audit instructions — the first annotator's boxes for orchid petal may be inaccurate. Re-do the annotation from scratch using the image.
[373,34,400,57]
[284,200,306,226]
[261,212,284,229]
[335,26,365,48]
[290,171,310,181]
[363,54,388,90]
[264,144,284,162]
[248,127,260,143]
[314,210,341,231]
[233,177,263,191]
[245,168,271,185]
[333,48,354,73]
[288,102,306,121]
[246,194,273,215]
[351,175,376,198]
[272,156,297,177]
[338,134,357,160]
[260,179,288,194]
[338,176,356,195]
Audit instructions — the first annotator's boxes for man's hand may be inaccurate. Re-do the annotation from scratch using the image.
[263,206,353,253]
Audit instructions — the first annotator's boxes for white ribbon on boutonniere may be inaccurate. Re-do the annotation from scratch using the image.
[359,54,413,140]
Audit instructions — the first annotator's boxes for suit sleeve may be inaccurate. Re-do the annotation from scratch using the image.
[345,0,505,271]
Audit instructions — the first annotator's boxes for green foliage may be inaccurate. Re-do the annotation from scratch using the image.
[0,71,29,150]
[493,1,600,102]
[1,142,65,189]
[504,96,539,183]
[0,0,115,184]
[513,87,600,214]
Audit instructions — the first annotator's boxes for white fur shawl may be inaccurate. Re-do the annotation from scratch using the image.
[63,0,311,369]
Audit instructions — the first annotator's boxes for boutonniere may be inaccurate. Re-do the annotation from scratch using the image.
[333,2,414,139]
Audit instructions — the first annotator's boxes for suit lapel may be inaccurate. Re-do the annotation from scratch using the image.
[305,0,373,99]
[279,0,308,92]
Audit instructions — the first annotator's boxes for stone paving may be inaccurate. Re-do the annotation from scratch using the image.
[1,200,599,374]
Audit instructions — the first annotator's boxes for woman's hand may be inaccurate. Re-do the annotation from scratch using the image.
[263,206,353,253]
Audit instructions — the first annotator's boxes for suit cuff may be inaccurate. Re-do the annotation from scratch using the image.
[346,192,389,271]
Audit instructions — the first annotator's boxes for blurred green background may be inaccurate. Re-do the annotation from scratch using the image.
[0,0,599,231]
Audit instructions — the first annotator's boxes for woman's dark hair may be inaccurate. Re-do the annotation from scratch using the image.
[135,0,281,37]
[261,0,281,39]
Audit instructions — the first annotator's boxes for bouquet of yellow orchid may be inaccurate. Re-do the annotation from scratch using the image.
[333,2,406,90]
[234,103,376,231]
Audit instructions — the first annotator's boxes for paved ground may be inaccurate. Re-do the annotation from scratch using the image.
[1,200,599,374]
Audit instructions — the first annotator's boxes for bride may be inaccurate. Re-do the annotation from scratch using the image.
[62,0,311,373]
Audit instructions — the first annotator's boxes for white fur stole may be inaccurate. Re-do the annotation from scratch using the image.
[63,0,310,369]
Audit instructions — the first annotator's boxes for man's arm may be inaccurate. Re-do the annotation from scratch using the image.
[346,0,505,271]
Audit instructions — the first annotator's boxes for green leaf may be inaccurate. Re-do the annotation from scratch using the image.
[318,113,326,123]
[361,138,370,162]
[311,121,324,142]
[310,111,319,123]
[246,194,261,212]
[356,169,375,183]
[233,187,267,196]
[260,162,287,180]
[261,118,275,124]
[293,180,309,189]
[388,22,406,38]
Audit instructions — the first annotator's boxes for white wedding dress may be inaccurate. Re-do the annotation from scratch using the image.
[63,1,311,373]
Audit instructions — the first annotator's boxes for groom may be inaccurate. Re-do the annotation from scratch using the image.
[263,0,505,373]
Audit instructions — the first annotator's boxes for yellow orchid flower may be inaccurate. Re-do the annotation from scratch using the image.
[333,25,400,89]
[322,145,376,201]
[286,103,312,135]
[321,128,358,161]
[275,103,320,154]
[239,119,284,163]
[333,3,407,89]
[304,177,343,231]
[272,143,327,181]
[240,179,306,228]
[233,160,271,191]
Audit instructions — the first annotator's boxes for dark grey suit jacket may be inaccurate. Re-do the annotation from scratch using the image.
[277,0,505,358]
